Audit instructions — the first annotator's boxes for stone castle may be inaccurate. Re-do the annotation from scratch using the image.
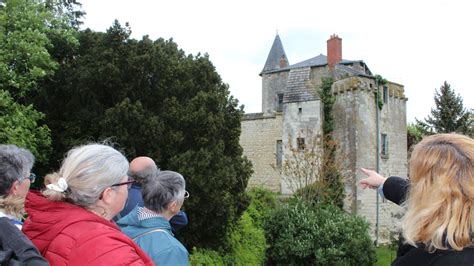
[239,34,408,236]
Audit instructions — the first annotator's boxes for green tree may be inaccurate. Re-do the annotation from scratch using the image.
[30,22,252,250]
[417,81,472,136]
[407,123,423,153]
[0,0,78,173]
[0,90,51,163]
[0,0,77,99]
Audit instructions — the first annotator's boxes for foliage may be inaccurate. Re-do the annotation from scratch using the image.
[226,211,266,265]
[28,22,252,250]
[264,201,376,266]
[375,245,397,266]
[0,90,51,163]
[245,187,278,227]
[0,0,78,99]
[319,77,335,135]
[189,248,225,266]
[277,130,345,208]
[319,77,345,208]
[0,0,78,174]
[189,188,275,265]
[416,81,472,137]
[44,0,85,29]
[373,74,387,110]
[407,123,424,153]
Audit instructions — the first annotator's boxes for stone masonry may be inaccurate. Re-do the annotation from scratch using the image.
[239,34,408,240]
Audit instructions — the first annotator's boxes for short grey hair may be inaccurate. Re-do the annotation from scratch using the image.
[129,164,159,185]
[142,170,185,213]
[0,144,34,196]
[43,143,128,207]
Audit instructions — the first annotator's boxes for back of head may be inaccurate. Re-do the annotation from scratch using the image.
[0,144,34,216]
[0,144,34,197]
[129,157,158,185]
[403,133,474,251]
[142,170,185,214]
[42,143,128,208]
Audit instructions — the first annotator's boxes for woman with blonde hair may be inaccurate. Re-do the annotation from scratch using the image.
[360,133,474,265]
[22,143,153,265]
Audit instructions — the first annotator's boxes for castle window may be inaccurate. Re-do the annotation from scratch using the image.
[276,140,283,167]
[297,138,305,151]
[381,133,388,157]
[277,93,284,111]
[298,107,302,114]
[383,86,388,104]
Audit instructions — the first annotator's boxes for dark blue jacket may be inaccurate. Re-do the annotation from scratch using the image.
[115,183,188,232]
[0,217,49,265]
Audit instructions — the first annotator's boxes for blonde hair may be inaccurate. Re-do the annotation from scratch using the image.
[43,143,128,207]
[402,133,474,251]
[0,195,25,219]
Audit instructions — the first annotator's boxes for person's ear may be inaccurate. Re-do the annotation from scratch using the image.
[9,180,20,196]
[100,187,115,205]
[168,201,178,213]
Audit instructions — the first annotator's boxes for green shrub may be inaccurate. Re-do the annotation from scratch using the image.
[190,187,274,265]
[245,187,278,227]
[227,212,266,265]
[189,248,225,266]
[265,201,376,265]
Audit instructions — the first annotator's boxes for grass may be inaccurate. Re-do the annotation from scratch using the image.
[375,245,397,266]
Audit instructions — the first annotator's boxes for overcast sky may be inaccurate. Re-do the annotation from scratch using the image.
[80,0,473,123]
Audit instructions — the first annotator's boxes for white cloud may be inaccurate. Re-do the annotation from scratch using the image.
[80,0,473,122]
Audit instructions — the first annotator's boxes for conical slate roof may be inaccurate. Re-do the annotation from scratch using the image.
[261,34,289,74]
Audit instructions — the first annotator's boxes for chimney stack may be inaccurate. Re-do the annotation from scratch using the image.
[327,34,342,68]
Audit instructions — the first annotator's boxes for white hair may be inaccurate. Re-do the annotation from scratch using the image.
[43,143,128,207]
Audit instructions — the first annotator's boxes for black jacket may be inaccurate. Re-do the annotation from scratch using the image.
[0,217,48,266]
[383,176,474,266]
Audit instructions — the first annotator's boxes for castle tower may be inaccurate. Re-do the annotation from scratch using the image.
[261,34,290,113]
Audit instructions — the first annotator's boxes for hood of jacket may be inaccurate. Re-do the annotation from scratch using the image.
[22,191,119,254]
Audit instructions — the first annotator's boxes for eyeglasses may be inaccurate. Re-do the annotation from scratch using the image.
[26,173,36,183]
[184,190,189,200]
[111,178,135,189]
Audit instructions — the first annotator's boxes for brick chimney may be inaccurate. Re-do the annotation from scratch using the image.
[327,34,342,68]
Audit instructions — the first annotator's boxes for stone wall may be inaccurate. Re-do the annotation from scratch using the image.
[332,77,407,241]
[262,71,289,113]
[281,100,322,194]
[240,113,283,192]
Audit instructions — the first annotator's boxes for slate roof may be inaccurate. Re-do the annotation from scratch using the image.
[261,34,289,74]
[283,67,318,103]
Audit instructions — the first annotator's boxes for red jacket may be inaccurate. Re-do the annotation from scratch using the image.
[22,191,153,266]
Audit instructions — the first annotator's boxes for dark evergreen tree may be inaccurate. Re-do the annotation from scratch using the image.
[29,21,252,250]
[417,81,472,136]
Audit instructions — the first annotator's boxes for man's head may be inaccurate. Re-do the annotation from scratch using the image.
[129,157,158,185]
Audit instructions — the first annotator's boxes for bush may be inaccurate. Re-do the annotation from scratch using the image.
[189,248,225,266]
[190,187,275,265]
[227,212,266,265]
[265,201,376,265]
[245,187,278,227]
